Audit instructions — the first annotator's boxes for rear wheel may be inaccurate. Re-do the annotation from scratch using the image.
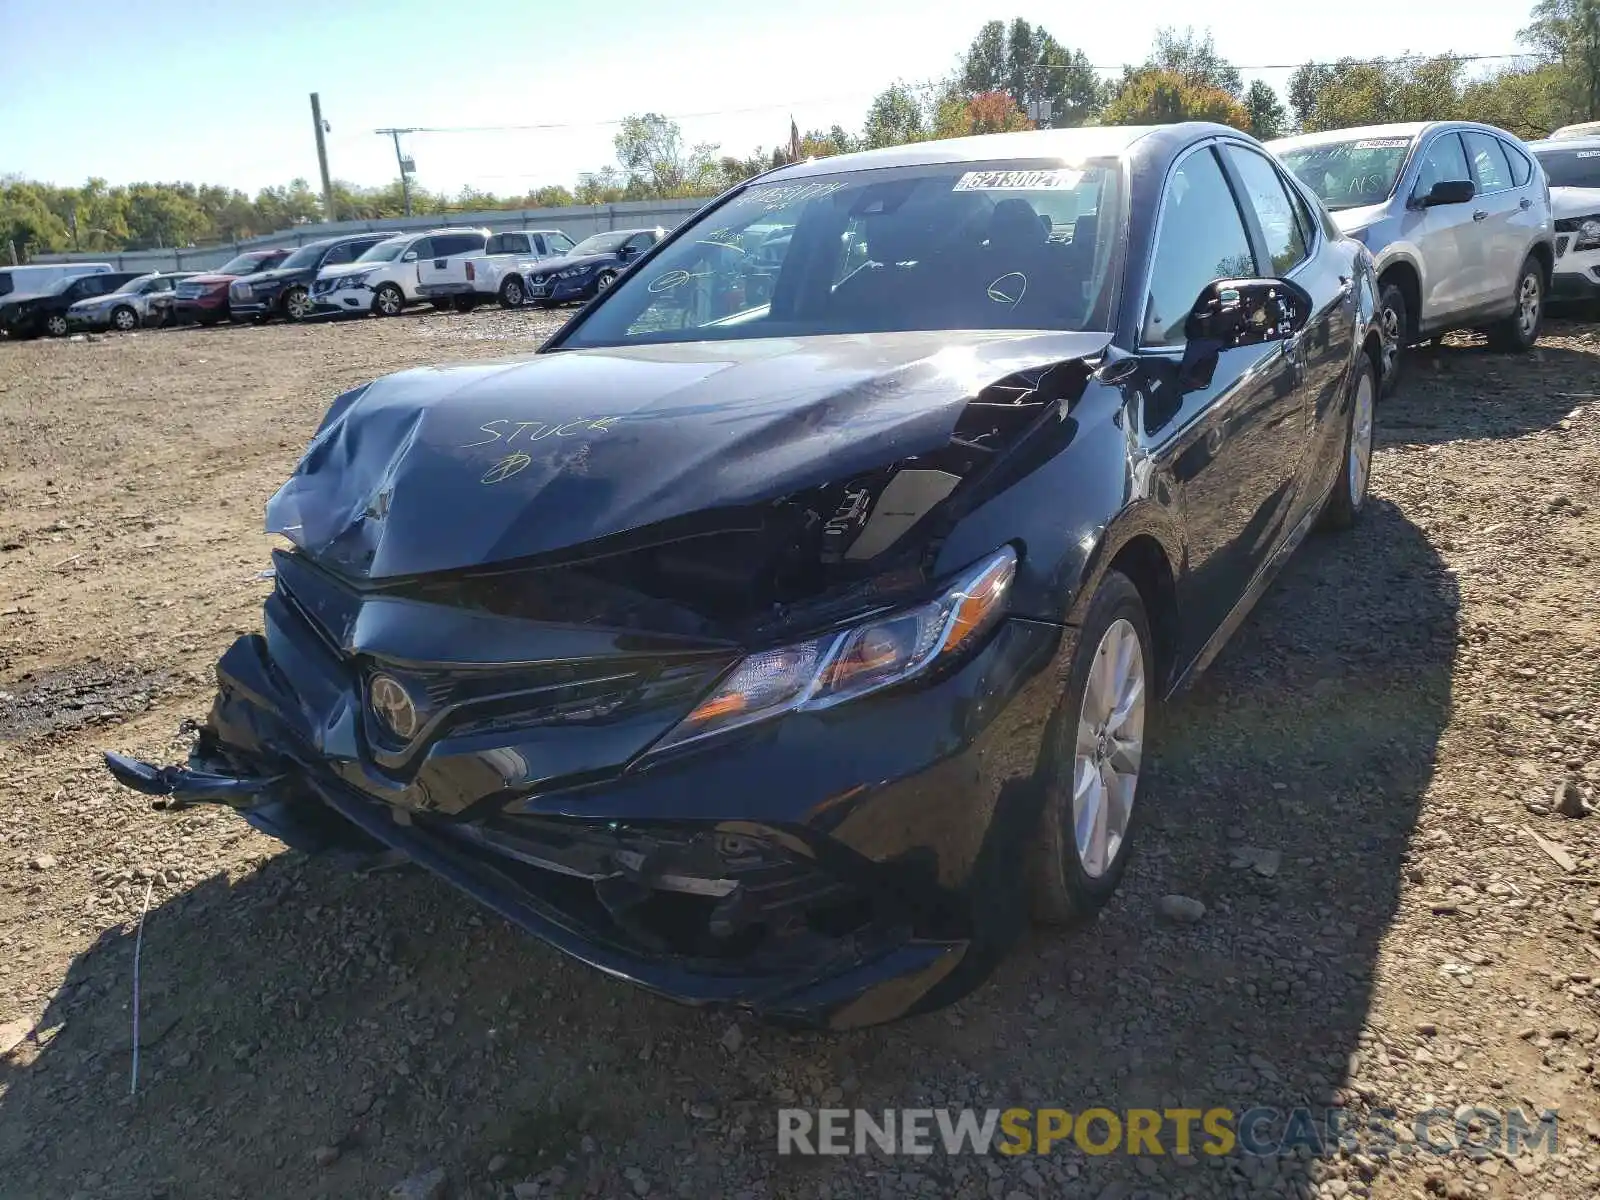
[451,294,477,313]
[372,284,404,317]
[282,287,311,322]
[429,299,452,311]
[498,276,525,308]
[1318,354,1377,532]
[111,305,138,332]
[1486,257,1544,352]
[1376,282,1407,398]
[1028,570,1153,925]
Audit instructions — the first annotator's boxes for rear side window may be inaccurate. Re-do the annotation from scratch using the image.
[1463,131,1513,194]
[1504,141,1533,187]
[1143,146,1258,348]
[1224,145,1309,274]
[433,234,487,257]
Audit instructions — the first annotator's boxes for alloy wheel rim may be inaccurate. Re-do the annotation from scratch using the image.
[114,309,134,330]
[1380,305,1401,373]
[506,280,522,304]
[47,315,66,335]
[1349,369,1375,505]
[1072,617,1145,879]
[597,272,614,292]
[1517,274,1540,336]
[379,289,400,315]
[288,291,308,319]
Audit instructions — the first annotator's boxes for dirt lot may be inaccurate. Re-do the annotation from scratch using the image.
[1,309,1598,1200]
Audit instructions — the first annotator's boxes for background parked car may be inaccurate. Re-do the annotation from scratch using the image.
[314,228,486,318]
[522,228,664,306]
[0,271,144,338]
[1526,136,1600,304]
[174,248,291,325]
[360,228,490,312]
[0,262,112,299]
[66,271,194,332]
[1548,120,1600,141]
[229,233,394,323]
[1271,121,1553,393]
[416,228,575,308]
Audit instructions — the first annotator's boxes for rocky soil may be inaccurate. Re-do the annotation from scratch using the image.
[1,310,1598,1200]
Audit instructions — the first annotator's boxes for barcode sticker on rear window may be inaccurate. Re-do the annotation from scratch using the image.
[1353,138,1411,150]
[953,168,1084,191]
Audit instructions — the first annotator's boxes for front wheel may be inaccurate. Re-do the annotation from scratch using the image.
[45,314,69,337]
[111,305,138,332]
[498,276,525,308]
[1028,570,1154,925]
[594,269,617,294]
[282,287,311,322]
[1318,354,1377,532]
[1487,258,1544,352]
[372,284,404,317]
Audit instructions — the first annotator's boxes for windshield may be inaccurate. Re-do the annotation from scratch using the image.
[112,276,153,294]
[1532,146,1600,189]
[278,244,324,270]
[356,240,407,263]
[1277,137,1414,210]
[560,160,1122,348]
[567,232,629,256]
[219,253,270,275]
[46,276,80,295]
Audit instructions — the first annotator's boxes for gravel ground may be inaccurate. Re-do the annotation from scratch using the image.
[1,309,1598,1200]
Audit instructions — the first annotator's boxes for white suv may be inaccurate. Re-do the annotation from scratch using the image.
[1526,137,1600,304]
[311,228,489,317]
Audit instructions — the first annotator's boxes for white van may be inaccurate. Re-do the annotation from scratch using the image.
[0,262,114,299]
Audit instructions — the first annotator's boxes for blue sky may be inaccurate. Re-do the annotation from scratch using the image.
[0,0,1537,197]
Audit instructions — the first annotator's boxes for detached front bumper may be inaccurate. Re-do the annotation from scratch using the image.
[105,589,1069,1027]
[312,285,375,314]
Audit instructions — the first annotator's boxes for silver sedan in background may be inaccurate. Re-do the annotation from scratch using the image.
[66,272,194,332]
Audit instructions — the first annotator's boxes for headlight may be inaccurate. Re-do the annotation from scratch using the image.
[651,546,1017,752]
[343,271,373,288]
[559,266,591,279]
[1579,218,1600,250]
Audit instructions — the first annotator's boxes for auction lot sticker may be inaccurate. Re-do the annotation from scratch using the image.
[954,168,1084,191]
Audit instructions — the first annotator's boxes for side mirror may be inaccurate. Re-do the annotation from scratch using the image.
[1418,178,1475,208]
[402,252,418,263]
[1178,278,1312,391]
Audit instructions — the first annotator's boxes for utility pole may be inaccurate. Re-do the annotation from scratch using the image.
[376,128,420,217]
[310,93,336,224]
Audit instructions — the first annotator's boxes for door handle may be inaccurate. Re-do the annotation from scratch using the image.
[1520,197,1533,210]
[1473,210,1488,221]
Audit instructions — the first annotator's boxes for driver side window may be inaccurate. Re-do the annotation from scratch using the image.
[1143,146,1257,349]
[1412,133,1470,201]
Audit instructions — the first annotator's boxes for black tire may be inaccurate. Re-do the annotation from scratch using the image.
[1486,256,1544,352]
[1318,353,1377,532]
[1028,570,1155,925]
[450,294,477,313]
[372,284,405,318]
[429,299,451,311]
[498,276,525,308]
[111,305,138,332]
[1376,281,1407,399]
[199,314,221,327]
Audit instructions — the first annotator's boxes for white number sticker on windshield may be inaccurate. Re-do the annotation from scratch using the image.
[1352,139,1411,150]
[953,168,1084,191]
[1577,150,1600,159]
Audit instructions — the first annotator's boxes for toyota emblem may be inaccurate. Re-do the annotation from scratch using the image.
[369,673,419,741]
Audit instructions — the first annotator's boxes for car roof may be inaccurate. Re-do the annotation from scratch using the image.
[1527,135,1600,152]
[1267,120,1520,153]
[764,125,1185,181]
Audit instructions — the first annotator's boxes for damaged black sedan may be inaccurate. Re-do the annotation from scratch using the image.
[106,124,1384,1028]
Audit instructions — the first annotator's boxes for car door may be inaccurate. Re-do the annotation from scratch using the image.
[1461,130,1522,311]
[404,237,434,290]
[1136,142,1304,661]
[1403,131,1475,323]
[1499,137,1548,284]
[1223,143,1355,527]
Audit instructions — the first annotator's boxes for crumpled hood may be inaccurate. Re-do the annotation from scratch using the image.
[1328,202,1389,235]
[267,329,1111,580]
[1551,185,1600,221]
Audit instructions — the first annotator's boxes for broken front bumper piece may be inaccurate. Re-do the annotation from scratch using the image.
[104,573,1069,1026]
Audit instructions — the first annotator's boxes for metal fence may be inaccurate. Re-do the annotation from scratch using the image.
[29,197,712,274]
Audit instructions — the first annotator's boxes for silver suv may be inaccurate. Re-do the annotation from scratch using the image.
[1270,122,1553,391]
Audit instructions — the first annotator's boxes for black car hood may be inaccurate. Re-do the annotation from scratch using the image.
[239,266,306,286]
[527,252,616,276]
[266,329,1111,581]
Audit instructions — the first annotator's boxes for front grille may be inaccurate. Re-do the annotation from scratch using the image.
[230,283,251,300]
[1558,235,1572,259]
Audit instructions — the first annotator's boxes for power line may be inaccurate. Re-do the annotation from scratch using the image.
[373,51,1540,138]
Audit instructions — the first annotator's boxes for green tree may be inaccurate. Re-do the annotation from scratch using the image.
[1521,0,1600,120]
[862,82,930,148]
[1460,64,1570,139]
[933,90,1034,138]
[1286,55,1465,132]
[1102,68,1250,130]
[958,18,1102,127]
[1144,27,1243,97]
[613,113,722,197]
[1244,80,1287,140]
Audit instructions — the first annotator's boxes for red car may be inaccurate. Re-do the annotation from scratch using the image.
[173,248,291,325]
